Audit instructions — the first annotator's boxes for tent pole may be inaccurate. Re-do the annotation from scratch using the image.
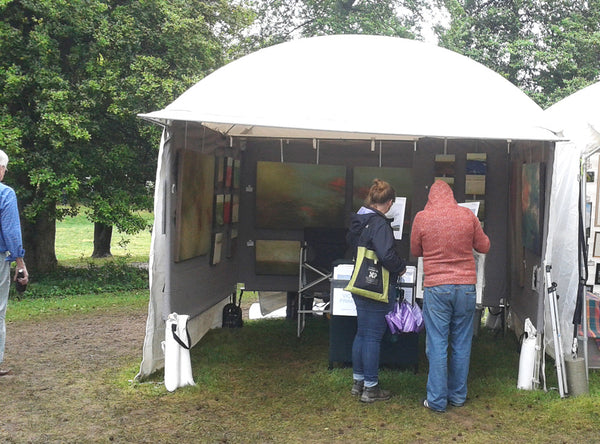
[316,139,320,165]
[280,139,284,162]
[378,141,382,167]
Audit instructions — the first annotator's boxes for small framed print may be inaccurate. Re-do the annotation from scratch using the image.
[594,232,600,257]
[595,263,600,285]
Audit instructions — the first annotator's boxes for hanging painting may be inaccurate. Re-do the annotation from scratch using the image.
[175,150,215,262]
[256,162,346,229]
[521,162,545,255]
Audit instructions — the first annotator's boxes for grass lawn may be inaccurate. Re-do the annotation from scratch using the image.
[55,210,152,264]
[3,210,598,442]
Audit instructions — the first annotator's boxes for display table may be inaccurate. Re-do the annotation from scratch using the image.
[328,263,419,371]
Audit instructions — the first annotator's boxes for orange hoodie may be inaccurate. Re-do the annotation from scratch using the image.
[410,180,490,287]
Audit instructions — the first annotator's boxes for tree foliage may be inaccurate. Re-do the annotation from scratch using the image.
[435,0,600,107]
[0,0,252,271]
[238,0,433,54]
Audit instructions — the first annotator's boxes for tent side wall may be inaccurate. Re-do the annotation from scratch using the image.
[507,141,555,336]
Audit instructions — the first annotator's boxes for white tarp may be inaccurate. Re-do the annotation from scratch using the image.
[544,81,600,364]
[139,35,558,142]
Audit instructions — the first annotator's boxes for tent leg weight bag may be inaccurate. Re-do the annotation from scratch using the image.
[162,313,195,392]
[222,290,244,328]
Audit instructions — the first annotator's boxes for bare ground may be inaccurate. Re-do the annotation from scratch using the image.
[0,301,258,444]
[0,307,148,443]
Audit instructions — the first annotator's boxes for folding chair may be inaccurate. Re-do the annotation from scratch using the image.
[297,227,348,337]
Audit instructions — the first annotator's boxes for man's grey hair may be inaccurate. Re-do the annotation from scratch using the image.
[0,150,8,167]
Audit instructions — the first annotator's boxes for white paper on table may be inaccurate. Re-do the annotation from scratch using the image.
[385,197,407,240]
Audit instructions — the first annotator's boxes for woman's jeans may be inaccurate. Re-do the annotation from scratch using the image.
[422,284,476,411]
[351,290,395,387]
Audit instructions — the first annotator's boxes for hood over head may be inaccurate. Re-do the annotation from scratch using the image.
[425,180,457,209]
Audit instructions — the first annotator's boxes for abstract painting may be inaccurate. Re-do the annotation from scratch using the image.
[256,162,346,229]
[175,150,215,262]
[522,162,544,255]
[255,240,301,275]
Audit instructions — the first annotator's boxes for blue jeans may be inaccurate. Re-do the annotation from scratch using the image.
[0,258,10,365]
[351,289,395,387]
[422,284,476,411]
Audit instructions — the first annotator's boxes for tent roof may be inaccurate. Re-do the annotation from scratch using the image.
[139,34,559,142]
[544,81,600,155]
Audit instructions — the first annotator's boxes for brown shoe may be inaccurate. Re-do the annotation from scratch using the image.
[360,384,391,403]
[0,369,12,376]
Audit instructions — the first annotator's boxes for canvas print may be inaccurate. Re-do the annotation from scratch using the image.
[522,162,544,255]
[216,157,225,188]
[210,232,223,265]
[434,154,456,177]
[225,157,233,188]
[233,159,241,189]
[353,167,412,208]
[215,194,224,226]
[466,153,487,175]
[256,162,346,229]
[231,193,240,223]
[255,240,301,275]
[465,175,486,195]
[175,150,215,262]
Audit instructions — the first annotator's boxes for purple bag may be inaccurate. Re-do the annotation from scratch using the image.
[386,300,424,334]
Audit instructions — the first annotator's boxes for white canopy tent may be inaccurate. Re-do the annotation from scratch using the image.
[137,35,561,380]
[544,82,600,371]
[140,35,554,141]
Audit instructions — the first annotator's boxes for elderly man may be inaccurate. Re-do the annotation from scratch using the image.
[0,150,29,376]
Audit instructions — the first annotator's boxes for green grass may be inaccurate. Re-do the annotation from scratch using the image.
[134,317,600,443]
[6,209,600,442]
[55,210,153,264]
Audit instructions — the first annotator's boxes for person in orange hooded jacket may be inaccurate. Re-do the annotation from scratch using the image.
[411,180,490,412]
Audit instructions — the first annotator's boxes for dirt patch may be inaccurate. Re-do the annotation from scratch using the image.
[0,300,258,443]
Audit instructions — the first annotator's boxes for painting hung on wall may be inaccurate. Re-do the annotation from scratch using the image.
[434,154,455,188]
[210,232,223,265]
[255,240,301,275]
[256,162,346,229]
[175,150,215,262]
[353,167,413,233]
[521,162,545,255]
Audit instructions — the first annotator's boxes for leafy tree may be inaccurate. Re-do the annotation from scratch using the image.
[238,0,433,54]
[0,0,252,271]
[434,0,600,107]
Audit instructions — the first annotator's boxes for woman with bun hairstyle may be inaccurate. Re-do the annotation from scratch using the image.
[346,178,406,403]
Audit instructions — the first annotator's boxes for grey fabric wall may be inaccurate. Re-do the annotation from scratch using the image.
[161,125,554,320]
[239,137,520,308]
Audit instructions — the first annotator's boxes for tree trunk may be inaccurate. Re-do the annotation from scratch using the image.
[21,209,58,274]
[92,222,113,258]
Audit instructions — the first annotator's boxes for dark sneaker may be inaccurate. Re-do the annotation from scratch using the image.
[449,400,465,407]
[360,385,391,403]
[351,379,364,396]
[423,398,445,413]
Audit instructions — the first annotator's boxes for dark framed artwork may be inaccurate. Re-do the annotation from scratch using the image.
[586,171,595,183]
[595,263,600,285]
[594,232,600,258]
[256,161,346,229]
[255,240,301,275]
[210,232,223,265]
[353,166,413,233]
[175,150,215,262]
[521,162,545,255]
